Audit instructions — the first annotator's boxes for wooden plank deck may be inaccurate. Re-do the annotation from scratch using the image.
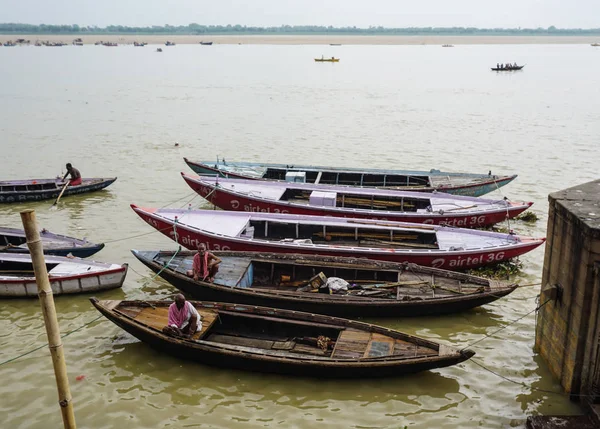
[124,305,219,340]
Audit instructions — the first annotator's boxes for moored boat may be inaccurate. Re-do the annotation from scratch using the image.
[315,57,339,62]
[91,298,475,377]
[132,249,518,317]
[491,65,525,71]
[199,41,213,45]
[0,177,116,203]
[182,174,532,228]
[184,158,517,197]
[0,254,127,297]
[0,227,104,258]
[131,206,545,271]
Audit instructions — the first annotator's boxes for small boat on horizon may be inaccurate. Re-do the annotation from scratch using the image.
[0,253,127,298]
[182,174,532,228]
[0,227,104,258]
[442,44,454,47]
[91,298,475,377]
[315,57,340,62]
[132,249,518,317]
[183,158,517,197]
[131,206,545,271]
[199,41,213,45]
[0,177,116,204]
[491,65,525,71]
[591,43,600,47]
[133,41,147,47]
[165,41,176,46]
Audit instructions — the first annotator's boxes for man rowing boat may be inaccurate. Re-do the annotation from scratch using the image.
[62,163,82,186]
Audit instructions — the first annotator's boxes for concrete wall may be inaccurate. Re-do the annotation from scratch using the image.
[535,180,600,396]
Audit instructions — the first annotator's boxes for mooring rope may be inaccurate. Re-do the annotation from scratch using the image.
[0,314,105,367]
[460,297,552,352]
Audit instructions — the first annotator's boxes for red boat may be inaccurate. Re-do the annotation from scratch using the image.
[131,206,545,271]
[182,174,532,228]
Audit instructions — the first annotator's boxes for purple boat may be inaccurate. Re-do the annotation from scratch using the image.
[0,227,104,258]
[0,177,116,203]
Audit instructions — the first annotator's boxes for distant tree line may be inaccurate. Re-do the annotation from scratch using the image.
[1,23,599,35]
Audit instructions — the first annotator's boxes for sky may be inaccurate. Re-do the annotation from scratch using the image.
[0,0,598,29]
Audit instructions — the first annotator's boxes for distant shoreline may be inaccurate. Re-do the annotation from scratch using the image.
[1,34,598,45]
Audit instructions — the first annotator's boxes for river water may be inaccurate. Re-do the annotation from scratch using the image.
[0,42,599,428]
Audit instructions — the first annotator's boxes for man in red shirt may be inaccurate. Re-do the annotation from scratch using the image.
[187,243,222,282]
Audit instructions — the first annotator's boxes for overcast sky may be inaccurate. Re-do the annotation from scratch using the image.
[0,0,597,28]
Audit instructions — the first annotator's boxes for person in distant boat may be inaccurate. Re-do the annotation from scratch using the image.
[187,243,222,282]
[163,294,201,338]
[62,163,82,186]
[496,63,500,69]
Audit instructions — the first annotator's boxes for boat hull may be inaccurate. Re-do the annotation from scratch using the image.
[133,250,518,317]
[131,206,545,271]
[91,299,474,378]
[0,177,117,203]
[183,174,530,228]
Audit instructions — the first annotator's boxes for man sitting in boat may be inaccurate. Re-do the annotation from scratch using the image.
[62,163,82,186]
[163,294,201,338]
[187,243,222,282]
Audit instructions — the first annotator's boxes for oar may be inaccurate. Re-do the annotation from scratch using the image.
[51,181,69,208]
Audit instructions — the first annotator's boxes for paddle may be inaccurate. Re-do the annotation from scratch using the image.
[51,181,69,208]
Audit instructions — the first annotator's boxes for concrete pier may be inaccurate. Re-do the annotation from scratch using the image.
[535,179,600,402]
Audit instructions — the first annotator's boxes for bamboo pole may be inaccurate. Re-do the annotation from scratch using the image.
[20,209,76,429]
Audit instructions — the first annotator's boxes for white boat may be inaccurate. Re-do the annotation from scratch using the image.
[0,253,128,297]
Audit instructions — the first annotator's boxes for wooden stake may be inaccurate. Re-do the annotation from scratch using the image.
[20,210,76,429]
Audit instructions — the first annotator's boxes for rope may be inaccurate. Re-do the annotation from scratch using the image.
[468,358,597,398]
[461,297,552,352]
[0,314,105,367]
[139,220,182,287]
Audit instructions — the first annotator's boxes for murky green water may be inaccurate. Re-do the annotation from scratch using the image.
[1,42,599,428]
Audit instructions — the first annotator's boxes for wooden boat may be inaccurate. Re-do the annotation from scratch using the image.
[131,206,545,271]
[91,298,475,377]
[184,158,517,197]
[0,227,104,258]
[491,65,525,71]
[132,250,518,317]
[199,41,213,45]
[0,177,116,203]
[315,57,339,62]
[0,254,127,297]
[182,174,532,228]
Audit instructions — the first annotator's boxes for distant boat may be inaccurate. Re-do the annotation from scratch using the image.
[3,41,16,47]
[91,297,475,377]
[72,38,83,46]
[0,227,104,258]
[165,41,176,46]
[491,65,525,71]
[0,177,116,204]
[133,42,147,47]
[592,43,600,47]
[315,57,340,62]
[0,253,127,298]
[102,42,118,47]
[329,43,342,46]
[442,44,454,47]
[183,158,517,197]
[156,48,163,52]
[199,41,213,46]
